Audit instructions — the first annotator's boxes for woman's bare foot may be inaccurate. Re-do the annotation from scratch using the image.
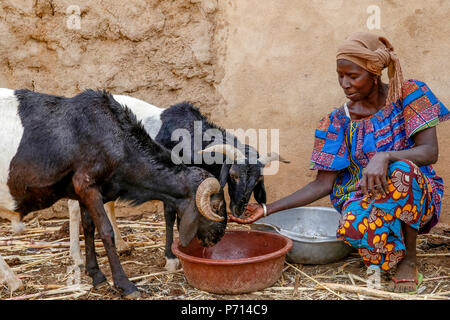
[387,222,421,293]
[387,258,419,293]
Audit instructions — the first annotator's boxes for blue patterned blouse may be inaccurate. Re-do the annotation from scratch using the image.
[310,79,450,231]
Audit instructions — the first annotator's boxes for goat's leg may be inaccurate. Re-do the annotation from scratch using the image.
[82,195,138,297]
[163,203,179,272]
[0,254,22,292]
[104,201,131,254]
[79,204,108,287]
[73,181,138,297]
[0,209,25,234]
[67,199,83,268]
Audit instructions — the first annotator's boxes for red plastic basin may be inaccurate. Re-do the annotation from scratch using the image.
[172,230,293,294]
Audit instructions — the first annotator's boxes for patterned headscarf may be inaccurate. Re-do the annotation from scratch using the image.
[336,32,404,106]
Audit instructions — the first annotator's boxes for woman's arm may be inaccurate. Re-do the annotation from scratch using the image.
[229,170,338,224]
[360,126,438,196]
[386,126,438,166]
[266,170,338,214]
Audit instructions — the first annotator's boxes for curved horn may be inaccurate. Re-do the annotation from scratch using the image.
[199,144,246,162]
[195,177,224,222]
[258,152,291,165]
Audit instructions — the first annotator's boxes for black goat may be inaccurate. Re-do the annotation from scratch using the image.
[67,95,289,271]
[0,89,227,298]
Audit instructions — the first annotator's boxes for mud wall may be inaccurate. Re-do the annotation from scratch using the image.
[0,0,225,109]
[0,0,449,223]
[213,0,450,224]
[0,0,225,218]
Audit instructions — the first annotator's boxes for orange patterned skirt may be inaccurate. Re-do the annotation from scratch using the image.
[336,160,435,270]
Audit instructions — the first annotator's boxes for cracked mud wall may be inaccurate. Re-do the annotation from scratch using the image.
[0,0,224,111]
[0,0,225,218]
[0,1,449,223]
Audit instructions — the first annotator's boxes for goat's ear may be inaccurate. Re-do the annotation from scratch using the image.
[219,164,231,188]
[178,201,199,247]
[253,178,267,204]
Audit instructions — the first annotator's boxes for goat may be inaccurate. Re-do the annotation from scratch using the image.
[68,95,289,271]
[113,95,290,216]
[0,88,227,298]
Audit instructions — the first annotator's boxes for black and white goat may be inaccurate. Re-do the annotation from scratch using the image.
[0,88,227,297]
[68,95,289,271]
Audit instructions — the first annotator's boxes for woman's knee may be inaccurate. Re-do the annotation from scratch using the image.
[387,159,427,201]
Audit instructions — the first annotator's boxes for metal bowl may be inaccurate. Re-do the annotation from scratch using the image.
[250,206,353,264]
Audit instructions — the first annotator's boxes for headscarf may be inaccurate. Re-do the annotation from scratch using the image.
[336,32,404,106]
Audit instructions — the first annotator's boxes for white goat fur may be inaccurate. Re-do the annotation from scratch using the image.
[0,88,25,291]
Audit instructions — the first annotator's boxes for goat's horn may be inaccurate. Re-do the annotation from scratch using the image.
[196,177,224,222]
[199,144,246,162]
[258,152,291,165]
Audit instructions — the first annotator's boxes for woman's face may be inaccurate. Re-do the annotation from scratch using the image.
[337,59,376,101]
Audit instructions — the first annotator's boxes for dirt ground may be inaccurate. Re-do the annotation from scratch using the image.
[0,209,449,301]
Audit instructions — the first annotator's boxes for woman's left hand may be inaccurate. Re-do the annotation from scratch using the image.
[359,152,391,197]
[228,203,264,224]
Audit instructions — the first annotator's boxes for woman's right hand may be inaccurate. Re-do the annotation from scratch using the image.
[360,151,390,198]
[228,203,265,224]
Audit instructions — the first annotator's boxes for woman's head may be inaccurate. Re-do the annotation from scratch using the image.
[337,58,379,102]
[336,32,403,105]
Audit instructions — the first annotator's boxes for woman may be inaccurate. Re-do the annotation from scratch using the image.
[229,32,450,293]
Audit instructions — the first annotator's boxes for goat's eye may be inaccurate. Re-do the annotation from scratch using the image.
[212,201,221,211]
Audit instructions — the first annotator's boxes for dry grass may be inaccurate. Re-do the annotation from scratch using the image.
[0,212,449,300]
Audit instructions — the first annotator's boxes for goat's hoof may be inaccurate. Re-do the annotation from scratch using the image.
[93,280,109,289]
[12,221,25,234]
[124,290,141,300]
[92,274,108,288]
[164,258,179,272]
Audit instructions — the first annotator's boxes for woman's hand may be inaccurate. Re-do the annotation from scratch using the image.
[360,152,391,197]
[229,170,338,224]
[228,203,264,224]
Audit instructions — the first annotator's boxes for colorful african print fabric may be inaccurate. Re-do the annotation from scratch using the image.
[309,79,449,270]
[337,160,435,270]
